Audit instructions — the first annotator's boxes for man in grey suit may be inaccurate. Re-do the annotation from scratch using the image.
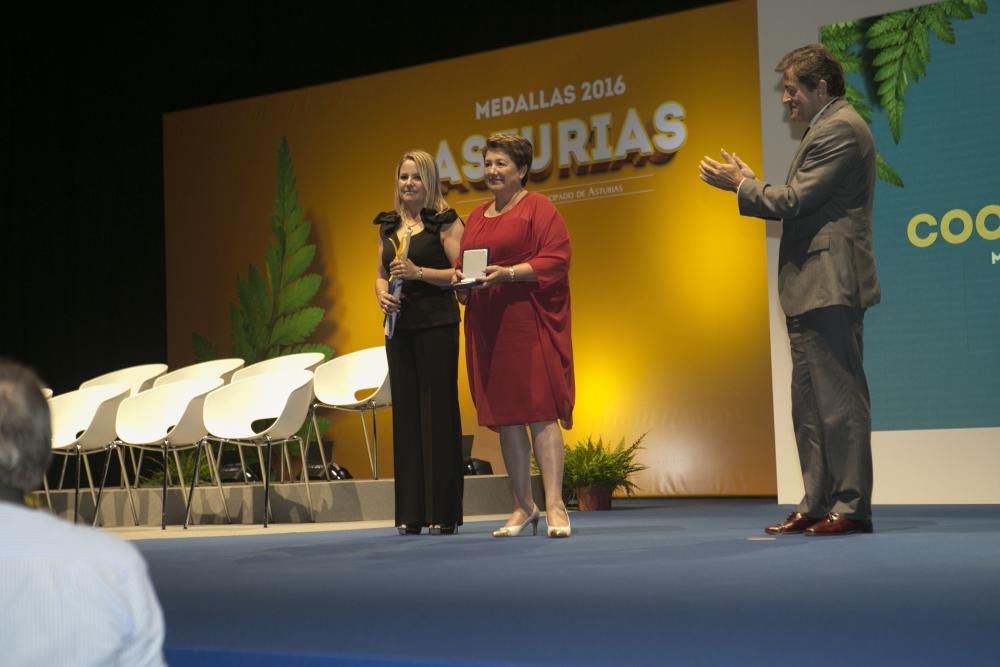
[699,44,879,536]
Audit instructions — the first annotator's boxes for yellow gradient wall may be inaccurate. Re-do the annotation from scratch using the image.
[164,0,775,495]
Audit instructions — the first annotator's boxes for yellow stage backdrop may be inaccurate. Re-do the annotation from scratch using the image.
[164,0,775,495]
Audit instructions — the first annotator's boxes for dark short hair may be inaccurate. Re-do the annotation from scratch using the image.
[776,43,846,97]
[484,133,533,186]
[0,359,52,492]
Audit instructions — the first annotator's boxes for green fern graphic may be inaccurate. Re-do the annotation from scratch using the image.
[189,137,334,464]
[193,137,333,364]
[820,0,986,188]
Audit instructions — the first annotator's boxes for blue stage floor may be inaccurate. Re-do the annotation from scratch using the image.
[136,499,1000,666]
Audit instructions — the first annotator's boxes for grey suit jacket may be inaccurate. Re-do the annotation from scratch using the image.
[738,98,880,317]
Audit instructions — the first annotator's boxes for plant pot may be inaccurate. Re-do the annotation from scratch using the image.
[575,485,613,511]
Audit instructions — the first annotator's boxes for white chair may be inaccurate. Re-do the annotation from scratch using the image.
[47,384,130,523]
[110,377,230,530]
[144,359,243,481]
[231,352,325,383]
[310,347,391,480]
[79,364,169,485]
[153,358,244,387]
[229,353,327,482]
[80,363,168,396]
[204,369,315,526]
[41,387,53,398]
[223,352,329,484]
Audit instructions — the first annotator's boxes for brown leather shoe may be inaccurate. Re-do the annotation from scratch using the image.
[765,512,816,535]
[804,512,874,536]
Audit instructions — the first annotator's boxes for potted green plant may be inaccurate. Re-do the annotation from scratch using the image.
[562,433,647,511]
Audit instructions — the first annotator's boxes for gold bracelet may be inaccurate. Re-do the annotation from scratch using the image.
[418,267,423,280]
[508,266,516,282]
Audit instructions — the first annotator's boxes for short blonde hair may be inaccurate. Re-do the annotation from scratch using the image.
[485,134,532,186]
[393,150,450,214]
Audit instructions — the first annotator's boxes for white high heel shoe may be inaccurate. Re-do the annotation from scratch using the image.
[546,512,572,538]
[492,506,540,537]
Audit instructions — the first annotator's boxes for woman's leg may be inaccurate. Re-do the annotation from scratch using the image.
[414,324,464,527]
[498,424,535,525]
[529,420,569,527]
[386,332,424,529]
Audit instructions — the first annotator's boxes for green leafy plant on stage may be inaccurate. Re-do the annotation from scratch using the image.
[141,447,214,487]
[560,433,648,500]
[820,0,986,187]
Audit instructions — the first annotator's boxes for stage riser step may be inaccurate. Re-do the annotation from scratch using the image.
[31,475,545,527]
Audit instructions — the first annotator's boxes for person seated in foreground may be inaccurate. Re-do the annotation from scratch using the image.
[0,358,166,666]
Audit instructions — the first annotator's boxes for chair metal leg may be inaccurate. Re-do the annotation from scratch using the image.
[204,440,232,524]
[358,411,377,479]
[256,445,267,486]
[370,401,379,480]
[183,442,203,529]
[92,445,114,527]
[82,453,98,505]
[263,436,273,528]
[311,408,332,481]
[161,441,169,530]
[213,440,224,479]
[164,450,174,487]
[173,450,189,505]
[204,440,220,486]
[116,445,140,526]
[74,445,82,524]
[300,416,312,474]
[292,436,315,522]
[236,442,249,482]
[281,440,293,484]
[279,442,288,482]
[58,456,69,489]
[129,446,141,485]
[42,473,53,513]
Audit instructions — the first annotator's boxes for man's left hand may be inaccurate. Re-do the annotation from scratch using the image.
[699,149,756,192]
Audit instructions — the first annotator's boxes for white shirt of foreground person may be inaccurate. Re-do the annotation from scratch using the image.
[0,502,166,666]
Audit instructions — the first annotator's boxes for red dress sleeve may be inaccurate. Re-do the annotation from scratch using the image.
[527,195,574,428]
[526,197,571,290]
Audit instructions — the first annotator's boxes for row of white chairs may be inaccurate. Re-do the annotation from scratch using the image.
[45,347,391,529]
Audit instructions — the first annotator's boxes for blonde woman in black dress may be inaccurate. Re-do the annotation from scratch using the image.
[374,150,464,535]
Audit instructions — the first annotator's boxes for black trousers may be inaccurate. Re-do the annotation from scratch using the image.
[787,306,873,520]
[385,323,464,527]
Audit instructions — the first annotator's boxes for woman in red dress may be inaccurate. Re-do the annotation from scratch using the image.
[454,134,574,538]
